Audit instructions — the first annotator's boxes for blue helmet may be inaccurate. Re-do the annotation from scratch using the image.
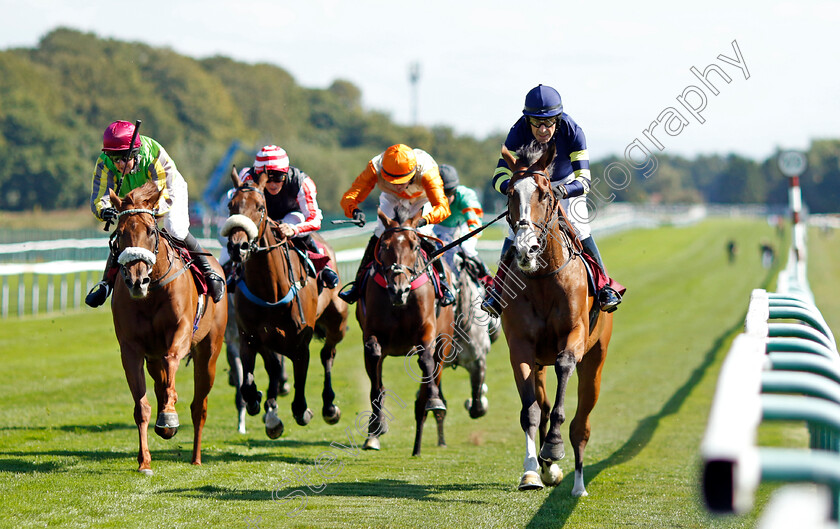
[523,84,563,118]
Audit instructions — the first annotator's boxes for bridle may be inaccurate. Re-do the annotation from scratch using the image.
[110,208,187,288]
[505,168,580,278]
[374,226,439,291]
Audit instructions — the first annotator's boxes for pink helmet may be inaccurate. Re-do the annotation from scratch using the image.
[254,145,290,173]
[102,120,141,152]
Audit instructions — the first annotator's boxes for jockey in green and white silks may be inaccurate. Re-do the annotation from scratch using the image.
[432,164,493,285]
[85,120,224,307]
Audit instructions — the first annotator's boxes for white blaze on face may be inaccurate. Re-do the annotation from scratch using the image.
[512,178,541,271]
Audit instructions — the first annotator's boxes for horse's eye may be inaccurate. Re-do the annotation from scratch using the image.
[258,205,266,213]
[147,225,155,237]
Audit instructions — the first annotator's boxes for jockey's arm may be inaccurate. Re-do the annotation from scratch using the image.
[562,147,591,198]
[90,156,115,221]
[420,167,451,225]
[340,161,377,218]
[289,176,323,237]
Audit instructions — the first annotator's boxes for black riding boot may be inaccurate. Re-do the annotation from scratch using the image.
[420,238,455,307]
[183,233,225,303]
[85,251,119,308]
[580,236,621,312]
[299,234,340,289]
[338,235,378,304]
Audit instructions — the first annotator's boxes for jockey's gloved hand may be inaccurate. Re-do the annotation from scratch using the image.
[352,209,366,226]
[552,183,569,200]
[416,218,428,228]
[101,207,118,222]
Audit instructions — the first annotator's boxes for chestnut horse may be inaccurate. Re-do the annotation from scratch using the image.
[358,207,455,456]
[109,182,226,475]
[221,169,348,439]
[501,141,613,494]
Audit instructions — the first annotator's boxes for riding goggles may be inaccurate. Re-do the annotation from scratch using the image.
[264,170,288,183]
[105,150,138,164]
[527,116,560,128]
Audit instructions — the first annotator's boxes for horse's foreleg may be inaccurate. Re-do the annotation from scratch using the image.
[569,344,607,498]
[259,352,286,439]
[433,371,446,448]
[238,334,262,416]
[190,338,219,466]
[541,350,576,459]
[363,336,386,450]
[290,347,313,427]
[319,339,341,425]
[146,356,180,440]
[509,343,543,490]
[122,351,152,475]
[224,301,246,433]
[465,354,489,419]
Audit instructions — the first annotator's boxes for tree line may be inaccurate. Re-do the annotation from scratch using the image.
[0,28,837,216]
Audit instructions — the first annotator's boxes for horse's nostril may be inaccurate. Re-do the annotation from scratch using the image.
[529,245,540,255]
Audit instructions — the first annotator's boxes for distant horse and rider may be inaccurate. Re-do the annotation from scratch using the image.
[222,167,348,439]
[108,182,227,475]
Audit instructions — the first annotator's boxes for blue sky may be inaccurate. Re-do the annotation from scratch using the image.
[1,0,838,161]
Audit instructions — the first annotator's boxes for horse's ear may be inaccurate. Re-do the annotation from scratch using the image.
[501,145,516,168]
[230,165,242,188]
[409,208,424,228]
[377,208,395,228]
[108,188,122,210]
[539,141,556,170]
[255,170,268,191]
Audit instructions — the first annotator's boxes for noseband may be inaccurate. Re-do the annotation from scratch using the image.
[111,208,184,287]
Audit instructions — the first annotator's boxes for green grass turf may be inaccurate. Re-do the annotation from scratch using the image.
[0,218,817,528]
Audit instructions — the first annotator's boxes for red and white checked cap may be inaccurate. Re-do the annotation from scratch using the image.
[254,145,289,173]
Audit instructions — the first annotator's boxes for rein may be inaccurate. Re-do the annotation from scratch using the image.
[231,186,306,318]
[112,208,189,289]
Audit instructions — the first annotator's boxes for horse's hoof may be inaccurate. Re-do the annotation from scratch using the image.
[518,471,545,491]
[154,425,178,439]
[323,406,341,425]
[294,408,313,426]
[155,412,180,429]
[265,422,284,439]
[572,487,589,497]
[363,437,380,451]
[138,468,153,476]
[246,391,263,416]
[279,382,291,397]
[539,458,563,486]
[425,398,446,411]
[539,441,565,462]
[465,398,488,419]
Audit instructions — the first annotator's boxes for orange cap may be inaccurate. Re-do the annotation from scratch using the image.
[381,144,417,184]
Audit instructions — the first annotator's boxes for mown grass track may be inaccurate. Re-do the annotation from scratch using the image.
[0,218,814,528]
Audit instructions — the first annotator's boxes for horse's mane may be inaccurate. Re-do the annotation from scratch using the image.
[126,181,162,208]
[516,141,555,179]
[393,204,412,226]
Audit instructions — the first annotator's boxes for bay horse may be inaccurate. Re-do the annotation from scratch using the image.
[109,181,226,475]
[501,141,613,494]
[358,206,455,456]
[221,169,348,439]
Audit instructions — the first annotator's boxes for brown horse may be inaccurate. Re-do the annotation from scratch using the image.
[109,182,226,475]
[500,141,613,494]
[357,206,455,456]
[222,169,348,438]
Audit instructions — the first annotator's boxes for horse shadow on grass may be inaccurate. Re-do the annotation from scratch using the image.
[525,270,776,528]
[159,479,505,506]
[0,438,338,472]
